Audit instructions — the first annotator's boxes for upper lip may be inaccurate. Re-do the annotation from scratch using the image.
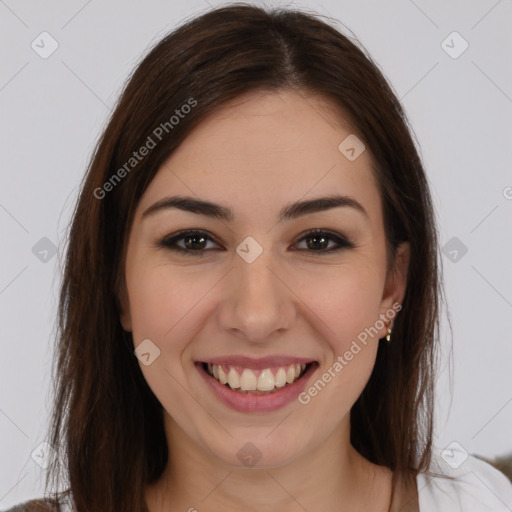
[197,356,316,370]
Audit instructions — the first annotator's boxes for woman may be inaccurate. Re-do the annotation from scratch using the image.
[6,4,512,511]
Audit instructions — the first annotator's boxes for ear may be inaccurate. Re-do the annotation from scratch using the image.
[117,277,133,332]
[378,241,410,334]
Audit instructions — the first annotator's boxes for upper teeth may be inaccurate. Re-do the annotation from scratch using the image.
[207,363,306,392]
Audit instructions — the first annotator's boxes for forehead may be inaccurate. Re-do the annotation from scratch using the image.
[137,90,382,227]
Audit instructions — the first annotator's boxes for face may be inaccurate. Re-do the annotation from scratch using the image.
[118,89,409,469]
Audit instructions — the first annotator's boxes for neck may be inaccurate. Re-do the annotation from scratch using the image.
[145,412,394,512]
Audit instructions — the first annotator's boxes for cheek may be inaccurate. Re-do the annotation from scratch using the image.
[126,263,218,348]
[292,265,384,348]
[126,266,214,412]
[292,268,383,402]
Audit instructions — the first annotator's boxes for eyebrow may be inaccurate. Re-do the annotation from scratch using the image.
[141,194,369,222]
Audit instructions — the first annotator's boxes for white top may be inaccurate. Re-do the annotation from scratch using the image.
[417,445,512,511]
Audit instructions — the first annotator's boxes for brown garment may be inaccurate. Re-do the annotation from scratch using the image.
[3,498,60,512]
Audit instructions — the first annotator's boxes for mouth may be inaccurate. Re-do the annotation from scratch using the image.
[200,361,314,394]
[195,358,319,412]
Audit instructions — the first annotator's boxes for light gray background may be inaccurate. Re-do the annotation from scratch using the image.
[1,0,511,507]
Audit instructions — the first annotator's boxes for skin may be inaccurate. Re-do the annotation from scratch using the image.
[118,89,416,512]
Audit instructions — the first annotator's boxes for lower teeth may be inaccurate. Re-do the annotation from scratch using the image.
[229,385,283,394]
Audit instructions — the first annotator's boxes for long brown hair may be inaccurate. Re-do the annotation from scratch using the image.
[45,3,450,510]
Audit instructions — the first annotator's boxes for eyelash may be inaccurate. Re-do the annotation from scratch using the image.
[156,228,355,256]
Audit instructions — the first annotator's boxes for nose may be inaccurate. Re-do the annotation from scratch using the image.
[216,250,297,343]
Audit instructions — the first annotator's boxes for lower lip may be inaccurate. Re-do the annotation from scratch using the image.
[196,362,318,413]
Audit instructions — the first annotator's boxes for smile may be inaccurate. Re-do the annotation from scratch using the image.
[195,357,318,412]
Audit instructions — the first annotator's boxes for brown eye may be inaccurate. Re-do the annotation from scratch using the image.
[293,229,354,254]
[181,233,207,250]
[158,230,221,255]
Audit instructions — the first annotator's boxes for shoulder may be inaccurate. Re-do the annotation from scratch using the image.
[3,492,74,512]
[2,498,60,512]
[417,446,512,511]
